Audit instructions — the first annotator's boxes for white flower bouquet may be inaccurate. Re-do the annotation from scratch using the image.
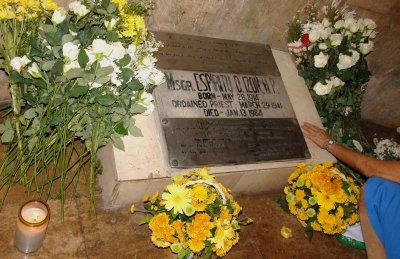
[0,0,164,217]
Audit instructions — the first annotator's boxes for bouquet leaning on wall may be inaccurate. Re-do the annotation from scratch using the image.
[287,0,377,184]
[0,0,164,218]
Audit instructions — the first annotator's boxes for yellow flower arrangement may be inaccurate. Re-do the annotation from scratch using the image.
[285,162,360,235]
[136,168,252,258]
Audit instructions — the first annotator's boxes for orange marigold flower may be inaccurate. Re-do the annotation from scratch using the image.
[188,238,205,253]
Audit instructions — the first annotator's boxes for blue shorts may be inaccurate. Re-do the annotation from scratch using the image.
[365,177,400,258]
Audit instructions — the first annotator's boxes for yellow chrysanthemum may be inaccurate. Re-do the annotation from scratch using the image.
[210,219,238,257]
[186,213,213,240]
[288,202,298,215]
[188,238,205,253]
[335,206,344,219]
[150,235,171,248]
[41,0,59,11]
[298,209,309,221]
[233,202,241,216]
[196,167,215,182]
[162,184,191,214]
[111,0,126,10]
[150,192,159,203]
[295,189,306,200]
[143,194,150,202]
[172,220,187,248]
[119,13,147,44]
[207,192,217,205]
[220,207,232,222]
[315,190,336,211]
[148,213,177,247]
[190,184,208,201]
[310,222,322,231]
[347,213,359,225]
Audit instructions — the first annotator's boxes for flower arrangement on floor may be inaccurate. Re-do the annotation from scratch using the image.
[135,168,252,258]
[0,0,163,217]
[287,0,377,184]
[373,138,400,161]
[284,162,360,235]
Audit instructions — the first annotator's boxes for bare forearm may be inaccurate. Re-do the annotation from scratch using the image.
[328,143,400,184]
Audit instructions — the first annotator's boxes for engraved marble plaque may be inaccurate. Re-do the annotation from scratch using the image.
[152,32,310,168]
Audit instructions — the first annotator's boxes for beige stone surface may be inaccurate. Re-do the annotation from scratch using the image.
[0,0,398,126]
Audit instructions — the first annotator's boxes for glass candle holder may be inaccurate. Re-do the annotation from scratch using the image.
[15,200,50,253]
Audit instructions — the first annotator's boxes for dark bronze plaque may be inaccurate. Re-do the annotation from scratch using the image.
[153,31,280,76]
[152,32,310,168]
[162,118,310,168]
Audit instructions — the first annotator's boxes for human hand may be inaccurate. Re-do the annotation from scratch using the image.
[301,122,332,149]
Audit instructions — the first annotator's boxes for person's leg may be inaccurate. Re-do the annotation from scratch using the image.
[359,185,386,259]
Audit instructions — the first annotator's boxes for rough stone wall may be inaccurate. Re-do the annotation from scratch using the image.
[0,0,398,128]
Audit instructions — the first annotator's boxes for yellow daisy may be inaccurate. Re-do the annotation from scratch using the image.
[162,184,191,214]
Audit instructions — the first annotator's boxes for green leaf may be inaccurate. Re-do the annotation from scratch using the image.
[23,108,37,119]
[66,68,85,79]
[96,66,114,78]
[106,31,119,41]
[0,124,6,134]
[102,0,110,8]
[128,125,143,137]
[129,104,146,114]
[69,84,89,97]
[28,136,38,150]
[127,79,144,91]
[120,68,134,82]
[41,24,56,33]
[62,34,75,45]
[117,54,131,67]
[114,122,128,135]
[111,135,125,151]
[1,129,14,143]
[42,60,57,71]
[96,94,116,106]
[139,215,152,225]
[78,49,89,68]
[107,2,118,13]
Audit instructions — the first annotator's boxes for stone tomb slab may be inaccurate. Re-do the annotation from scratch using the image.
[97,32,335,208]
[152,32,310,167]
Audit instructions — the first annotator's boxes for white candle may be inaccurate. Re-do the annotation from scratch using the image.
[15,200,50,253]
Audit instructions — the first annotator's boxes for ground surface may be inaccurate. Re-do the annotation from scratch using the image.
[0,191,367,259]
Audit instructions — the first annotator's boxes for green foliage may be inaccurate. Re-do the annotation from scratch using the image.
[0,0,163,219]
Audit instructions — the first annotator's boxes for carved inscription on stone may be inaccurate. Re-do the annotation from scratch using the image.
[152,32,310,168]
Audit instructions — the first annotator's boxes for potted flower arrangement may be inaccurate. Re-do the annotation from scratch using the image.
[284,162,360,235]
[0,0,164,218]
[134,168,252,258]
[287,1,376,149]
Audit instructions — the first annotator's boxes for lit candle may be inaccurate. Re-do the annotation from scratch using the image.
[15,200,50,253]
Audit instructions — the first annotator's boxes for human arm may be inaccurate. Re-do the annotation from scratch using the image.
[301,122,400,184]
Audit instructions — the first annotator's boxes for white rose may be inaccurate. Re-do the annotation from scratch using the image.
[138,92,155,115]
[322,18,331,27]
[344,17,356,29]
[51,9,67,24]
[330,76,344,87]
[319,43,327,50]
[149,70,165,85]
[62,42,80,61]
[330,33,343,46]
[104,18,118,31]
[308,29,321,42]
[337,51,359,70]
[10,55,31,72]
[362,18,376,30]
[69,1,90,17]
[352,139,364,152]
[349,22,360,33]
[320,27,332,40]
[314,52,329,68]
[27,63,41,78]
[350,50,360,64]
[109,42,126,61]
[334,20,344,29]
[360,41,374,55]
[141,55,157,68]
[369,31,377,39]
[63,60,80,73]
[91,39,112,57]
[313,81,333,96]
